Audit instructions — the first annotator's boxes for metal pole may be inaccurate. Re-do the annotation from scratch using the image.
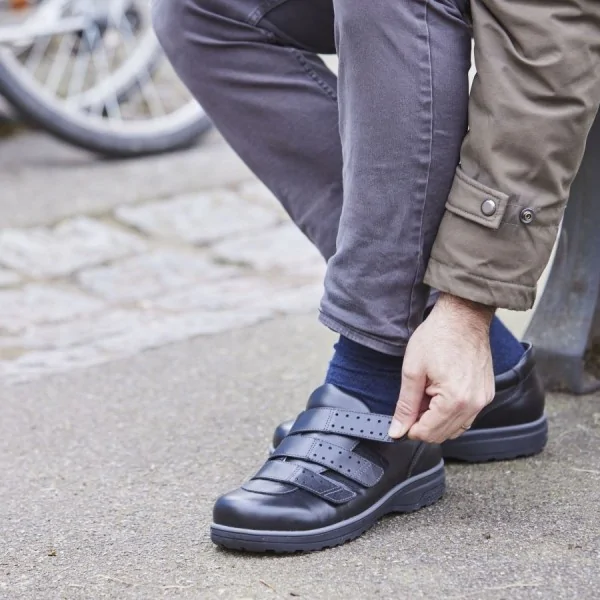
[524,110,600,394]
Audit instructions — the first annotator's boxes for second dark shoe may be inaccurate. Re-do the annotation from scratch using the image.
[271,344,548,463]
[211,384,444,553]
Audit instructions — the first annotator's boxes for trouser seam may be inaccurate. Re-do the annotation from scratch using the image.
[245,16,338,103]
[406,0,434,339]
[247,0,290,25]
[288,48,338,102]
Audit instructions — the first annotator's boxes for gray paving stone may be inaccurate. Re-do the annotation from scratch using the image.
[0,307,271,383]
[0,217,146,278]
[2,346,107,384]
[0,309,145,351]
[0,130,254,229]
[152,277,323,315]
[115,190,280,245]
[236,180,288,218]
[0,268,21,287]
[0,284,104,334]
[212,223,324,275]
[0,279,322,355]
[94,307,271,356]
[77,250,241,303]
[260,283,324,315]
[0,360,18,381]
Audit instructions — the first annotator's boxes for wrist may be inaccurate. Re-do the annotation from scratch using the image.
[434,293,495,331]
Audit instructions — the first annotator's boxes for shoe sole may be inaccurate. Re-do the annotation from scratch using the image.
[441,414,548,462]
[210,461,445,553]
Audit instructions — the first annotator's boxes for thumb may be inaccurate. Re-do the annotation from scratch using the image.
[388,363,426,439]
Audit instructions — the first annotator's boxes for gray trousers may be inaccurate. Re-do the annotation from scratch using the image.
[153,0,472,355]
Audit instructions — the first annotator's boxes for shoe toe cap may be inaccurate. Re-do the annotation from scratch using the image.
[213,486,329,532]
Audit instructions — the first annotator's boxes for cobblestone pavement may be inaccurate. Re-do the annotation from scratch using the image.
[0,131,325,385]
[0,124,536,386]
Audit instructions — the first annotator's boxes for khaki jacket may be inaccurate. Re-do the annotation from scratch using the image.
[424,0,600,310]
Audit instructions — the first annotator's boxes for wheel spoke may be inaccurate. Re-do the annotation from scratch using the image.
[138,72,166,118]
[112,4,165,119]
[66,36,92,98]
[86,24,122,121]
[0,0,206,153]
[44,33,76,96]
[24,34,53,77]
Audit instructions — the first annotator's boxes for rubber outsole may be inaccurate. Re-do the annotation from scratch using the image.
[442,414,548,462]
[210,461,445,553]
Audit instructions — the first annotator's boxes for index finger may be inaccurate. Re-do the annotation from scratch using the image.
[388,367,427,438]
[408,394,470,443]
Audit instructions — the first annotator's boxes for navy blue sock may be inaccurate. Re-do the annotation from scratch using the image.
[326,317,522,416]
[489,316,525,375]
[325,336,402,416]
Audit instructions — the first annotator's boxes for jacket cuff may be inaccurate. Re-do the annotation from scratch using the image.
[424,167,560,311]
[424,257,536,310]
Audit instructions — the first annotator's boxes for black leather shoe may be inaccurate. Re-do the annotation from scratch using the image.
[211,385,445,553]
[271,344,548,463]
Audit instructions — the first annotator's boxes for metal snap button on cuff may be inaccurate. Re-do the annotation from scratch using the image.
[481,199,497,216]
[520,208,534,224]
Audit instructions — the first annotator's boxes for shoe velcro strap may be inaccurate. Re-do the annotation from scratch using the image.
[253,460,356,504]
[289,407,394,442]
[272,435,384,487]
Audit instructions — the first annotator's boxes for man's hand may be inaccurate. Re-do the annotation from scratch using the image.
[388,293,495,443]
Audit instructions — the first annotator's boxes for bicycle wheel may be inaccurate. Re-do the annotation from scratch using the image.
[0,0,211,157]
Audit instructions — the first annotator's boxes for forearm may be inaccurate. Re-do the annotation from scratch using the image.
[425,0,600,310]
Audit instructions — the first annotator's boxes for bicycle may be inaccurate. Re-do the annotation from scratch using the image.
[0,0,212,156]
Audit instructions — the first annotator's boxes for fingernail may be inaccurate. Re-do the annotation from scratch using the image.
[388,418,407,439]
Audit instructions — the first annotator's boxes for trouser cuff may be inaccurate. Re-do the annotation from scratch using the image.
[318,311,406,357]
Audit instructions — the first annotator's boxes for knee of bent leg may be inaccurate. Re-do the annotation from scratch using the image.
[152,0,229,65]
[153,0,242,107]
[333,0,390,38]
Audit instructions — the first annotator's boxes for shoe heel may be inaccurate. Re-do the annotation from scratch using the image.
[387,463,445,513]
